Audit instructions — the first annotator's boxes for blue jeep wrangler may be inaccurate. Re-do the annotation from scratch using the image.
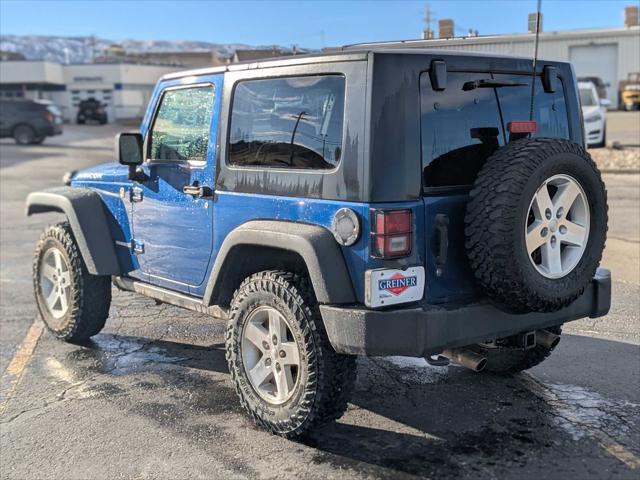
[27,49,610,437]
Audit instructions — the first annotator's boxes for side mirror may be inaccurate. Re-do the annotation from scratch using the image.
[117,132,143,165]
[599,98,611,108]
[116,132,145,181]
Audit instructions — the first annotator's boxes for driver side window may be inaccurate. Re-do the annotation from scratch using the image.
[149,85,214,162]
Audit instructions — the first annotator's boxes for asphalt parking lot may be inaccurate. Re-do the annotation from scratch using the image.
[1,115,639,479]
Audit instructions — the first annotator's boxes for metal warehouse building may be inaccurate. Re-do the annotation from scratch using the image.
[351,24,639,109]
[0,61,180,121]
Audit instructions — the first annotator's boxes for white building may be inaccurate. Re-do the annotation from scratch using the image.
[0,61,181,121]
[348,25,640,108]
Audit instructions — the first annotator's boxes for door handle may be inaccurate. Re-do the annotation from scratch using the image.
[434,214,449,268]
[183,185,213,198]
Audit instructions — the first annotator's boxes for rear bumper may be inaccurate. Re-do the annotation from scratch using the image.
[320,268,611,357]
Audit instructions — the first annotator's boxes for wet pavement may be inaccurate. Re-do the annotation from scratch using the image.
[1,123,639,479]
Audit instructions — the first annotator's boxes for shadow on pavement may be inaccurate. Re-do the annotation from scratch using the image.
[62,332,639,478]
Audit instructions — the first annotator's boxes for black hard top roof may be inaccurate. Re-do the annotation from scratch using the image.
[161,47,558,81]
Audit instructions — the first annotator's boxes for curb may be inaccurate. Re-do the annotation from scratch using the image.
[599,169,640,174]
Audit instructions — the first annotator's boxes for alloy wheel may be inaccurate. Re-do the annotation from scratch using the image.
[241,305,301,405]
[525,174,590,279]
[39,247,72,323]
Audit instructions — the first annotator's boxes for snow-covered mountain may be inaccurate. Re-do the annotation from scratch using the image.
[0,35,301,64]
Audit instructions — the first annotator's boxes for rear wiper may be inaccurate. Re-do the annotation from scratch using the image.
[463,79,528,91]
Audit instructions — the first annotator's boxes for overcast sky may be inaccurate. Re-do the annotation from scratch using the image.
[1,0,633,48]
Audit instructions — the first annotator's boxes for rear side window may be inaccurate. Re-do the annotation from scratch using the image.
[420,72,504,188]
[228,75,345,170]
[494,74,569,139]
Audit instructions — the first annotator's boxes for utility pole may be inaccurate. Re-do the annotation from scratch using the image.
[89,34,96,63]
[423,4,435,40]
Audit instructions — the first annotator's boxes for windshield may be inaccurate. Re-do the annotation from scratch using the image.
[579,88,598,107]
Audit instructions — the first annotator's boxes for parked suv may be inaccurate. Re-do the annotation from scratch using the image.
[0,99,63,144]
[579,81,609,148]
[578,76,608,100]
[76,98,108,124]
[27,50,610,438]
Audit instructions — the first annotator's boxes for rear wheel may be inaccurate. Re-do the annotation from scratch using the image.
[33,222,111,342]
[226,270,356,438]
[13,125,35,145]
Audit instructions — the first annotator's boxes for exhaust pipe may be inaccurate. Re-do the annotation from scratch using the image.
[442,348,487,372]
[537,329,561,349]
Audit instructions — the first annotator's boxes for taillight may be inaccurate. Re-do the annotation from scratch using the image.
[370,209,412,258]
[508,120,538,134]
[44,112,54,123]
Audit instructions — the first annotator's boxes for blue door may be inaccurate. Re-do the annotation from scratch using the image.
[130,76,222,292]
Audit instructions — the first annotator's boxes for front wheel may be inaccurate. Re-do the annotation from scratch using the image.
[33,222,111,342]
[226,271,356,438]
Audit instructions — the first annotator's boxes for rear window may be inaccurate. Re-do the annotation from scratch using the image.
[46,105,62,116]
[420,71,569,189]
[494,74,569,139]
[228,75,345,170]
[420,71,504,188]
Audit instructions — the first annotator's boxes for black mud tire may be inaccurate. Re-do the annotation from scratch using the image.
[472,326,563,375]
[226,270,356,438]
[33,222,111,342]
[13,124,36,145]
[465,138,607,313]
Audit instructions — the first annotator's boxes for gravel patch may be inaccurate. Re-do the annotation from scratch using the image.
[589,147,640,172]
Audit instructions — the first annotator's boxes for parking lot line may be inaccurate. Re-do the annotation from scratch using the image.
[520,373,640,470]
[0,320,44,416]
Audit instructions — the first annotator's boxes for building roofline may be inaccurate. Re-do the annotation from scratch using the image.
[335,25,640,51]
[0,59,62,65]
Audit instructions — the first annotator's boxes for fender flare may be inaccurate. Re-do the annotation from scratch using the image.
[203,220,356,306]
[26,186,121,275]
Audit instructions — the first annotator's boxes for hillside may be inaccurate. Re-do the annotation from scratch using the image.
[0,34,300,63]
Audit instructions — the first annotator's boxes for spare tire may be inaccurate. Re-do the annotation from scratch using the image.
[465,138,607,313]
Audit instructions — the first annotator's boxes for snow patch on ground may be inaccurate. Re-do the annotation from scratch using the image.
[382,356,452,384]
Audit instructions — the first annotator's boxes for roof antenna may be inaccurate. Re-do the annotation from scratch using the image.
[529,0,542,123]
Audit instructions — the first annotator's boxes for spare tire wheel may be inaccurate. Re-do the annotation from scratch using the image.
[465,138,607,313]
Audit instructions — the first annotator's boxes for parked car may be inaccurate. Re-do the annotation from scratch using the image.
[26,50,610,438]
[577,76,608,100]
[76,98,108,124]
[619,72,640,111]
[0,99,63,145]
[579,81,609,148]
